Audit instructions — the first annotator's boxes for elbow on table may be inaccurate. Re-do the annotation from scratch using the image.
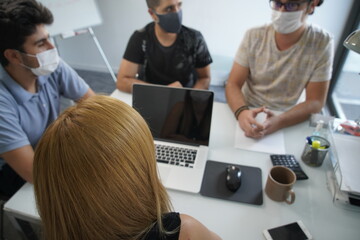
[116,77,132,93]
[308,99,326,114]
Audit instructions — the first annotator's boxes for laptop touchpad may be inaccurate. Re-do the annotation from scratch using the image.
[158,165,170,183]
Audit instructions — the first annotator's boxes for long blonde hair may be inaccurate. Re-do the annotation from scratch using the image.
[34,95,172,240]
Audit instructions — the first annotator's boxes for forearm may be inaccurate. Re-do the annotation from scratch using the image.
[277,99,324,129]
[193,76,210,90]
[20,166,33,183]
[116,77,147,93]
[225,81,248,113]
[116,59,144,93]
[2,145,34,183]
[194,66,211,90]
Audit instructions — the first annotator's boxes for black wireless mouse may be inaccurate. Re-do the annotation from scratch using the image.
[225,165,242,192]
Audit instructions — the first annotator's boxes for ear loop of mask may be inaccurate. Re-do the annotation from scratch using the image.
[150,9,159,23]
[16,50,39,70]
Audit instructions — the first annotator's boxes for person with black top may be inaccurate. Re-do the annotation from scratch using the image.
[116,0,213,93]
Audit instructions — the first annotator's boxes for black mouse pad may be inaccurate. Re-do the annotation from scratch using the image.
[200,160,263,205]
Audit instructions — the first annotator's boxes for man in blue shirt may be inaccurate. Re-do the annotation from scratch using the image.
[0,0,95,197]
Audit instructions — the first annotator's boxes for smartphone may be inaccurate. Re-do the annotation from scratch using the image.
[263,221,313,240]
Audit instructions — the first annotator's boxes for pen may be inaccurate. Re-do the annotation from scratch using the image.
[306,136,312,145]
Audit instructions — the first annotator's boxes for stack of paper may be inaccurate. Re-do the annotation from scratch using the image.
[332,133,360,195]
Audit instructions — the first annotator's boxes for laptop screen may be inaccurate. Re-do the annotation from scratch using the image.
[132,84,214,146]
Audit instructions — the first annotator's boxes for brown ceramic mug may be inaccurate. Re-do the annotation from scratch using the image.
[265,166,296,204]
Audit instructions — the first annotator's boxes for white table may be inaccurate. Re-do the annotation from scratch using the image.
[5,90,360,240]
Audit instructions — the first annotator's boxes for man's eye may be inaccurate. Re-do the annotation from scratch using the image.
[274,2,282,9]
[287,3,298,9]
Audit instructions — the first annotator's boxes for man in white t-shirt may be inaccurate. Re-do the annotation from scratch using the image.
[226,0,333,138]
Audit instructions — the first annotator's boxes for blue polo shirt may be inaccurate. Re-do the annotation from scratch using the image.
[0,59,89,169]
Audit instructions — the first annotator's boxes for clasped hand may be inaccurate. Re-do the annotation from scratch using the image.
[237,107,278,139]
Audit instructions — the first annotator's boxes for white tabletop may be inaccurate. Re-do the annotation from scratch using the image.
[5,89,360,240]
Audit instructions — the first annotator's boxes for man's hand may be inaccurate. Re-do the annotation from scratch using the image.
[262,108,282,136]
[237,107,266,139]
[168,81,183,88]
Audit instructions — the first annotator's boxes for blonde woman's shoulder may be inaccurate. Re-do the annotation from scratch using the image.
[178,214,222,240]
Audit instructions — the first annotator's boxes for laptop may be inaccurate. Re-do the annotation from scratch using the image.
[132,84,214,193]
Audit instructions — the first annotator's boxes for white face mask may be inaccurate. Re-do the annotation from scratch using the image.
[20,48,60,76]
[271,9,304,34]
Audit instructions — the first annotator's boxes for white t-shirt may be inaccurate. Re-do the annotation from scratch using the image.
[234,24,334,111]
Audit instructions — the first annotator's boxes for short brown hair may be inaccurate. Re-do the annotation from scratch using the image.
[146,0,161,9]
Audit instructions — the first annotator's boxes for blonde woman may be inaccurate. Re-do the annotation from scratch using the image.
[34,95,221,240]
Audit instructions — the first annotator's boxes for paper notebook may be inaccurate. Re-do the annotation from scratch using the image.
[234,111,286,154]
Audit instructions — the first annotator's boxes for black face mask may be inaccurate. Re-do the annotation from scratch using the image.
[155,9,183,34]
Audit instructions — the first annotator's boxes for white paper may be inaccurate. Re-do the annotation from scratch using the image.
[332,133,360,194]
[234,112,286,154]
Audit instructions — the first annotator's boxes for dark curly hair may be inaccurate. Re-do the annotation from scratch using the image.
[317,0,324,6]
[0,0,53,66]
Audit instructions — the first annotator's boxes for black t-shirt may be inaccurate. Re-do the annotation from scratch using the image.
[143,212,181,240]
[123,22,213,87]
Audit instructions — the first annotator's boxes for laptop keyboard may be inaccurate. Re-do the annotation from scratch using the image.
[155,144,197,168]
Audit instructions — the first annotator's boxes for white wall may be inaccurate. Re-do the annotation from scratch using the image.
[55,0,354,76]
